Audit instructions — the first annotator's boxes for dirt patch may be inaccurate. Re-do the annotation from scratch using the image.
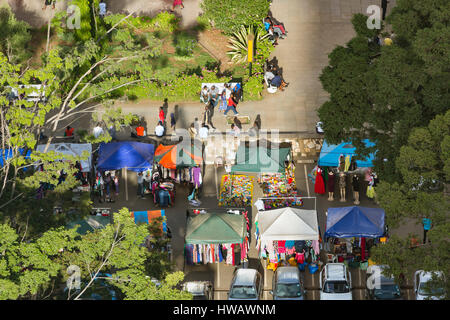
[198,28,234,72]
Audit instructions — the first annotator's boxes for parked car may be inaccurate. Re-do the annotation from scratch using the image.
[182,281,213,300]
[320,263,352,300]
[366,265,402,300]
[414,270,446,300]
[270,266,305,300]
[228,268,263,300]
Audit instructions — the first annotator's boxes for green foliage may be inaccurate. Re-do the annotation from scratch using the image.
[243,76,264,101]
[318,0,450,182]
[0,7,32,64]
[227,25,269,64]
[200,0,270,34]
[0,208,190,300]
[351,13,381,39]
[173,32,196,57]
[125,66,232,102]
[196,14,212,31]
[150,12,180,33]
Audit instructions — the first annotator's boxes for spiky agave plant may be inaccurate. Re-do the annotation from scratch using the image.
[227,25,269,64]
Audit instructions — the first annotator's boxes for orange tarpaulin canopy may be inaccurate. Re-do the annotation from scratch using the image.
[154,144,202,169]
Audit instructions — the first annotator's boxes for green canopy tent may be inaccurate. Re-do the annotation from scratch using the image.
[231,140,292,174]
[185,213,246,245]
[223,140,292,202]
[66,215,111,235]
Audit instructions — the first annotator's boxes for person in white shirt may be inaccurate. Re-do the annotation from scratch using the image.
[99,1,107,18]
[155,121,165,137]
[93,123,103,138]
[200,85,209,105]
[264,71,275,86]
[198,123,209,140]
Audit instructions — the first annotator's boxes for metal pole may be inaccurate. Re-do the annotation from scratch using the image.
[124,167,128,201]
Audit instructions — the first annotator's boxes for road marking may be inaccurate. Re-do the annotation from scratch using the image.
[304,164,310,197]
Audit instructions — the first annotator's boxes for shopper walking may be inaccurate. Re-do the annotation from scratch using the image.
[422,216,432,244]
[172,0,184,10]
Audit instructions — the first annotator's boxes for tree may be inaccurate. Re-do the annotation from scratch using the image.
[370,110,450,297]
[200,0,270,34]
[0,7,32,64]
[318,0,450,182]
[0,208,192,300]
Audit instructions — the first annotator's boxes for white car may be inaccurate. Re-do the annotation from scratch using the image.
[320,263,352,300]
[414,270,446,300]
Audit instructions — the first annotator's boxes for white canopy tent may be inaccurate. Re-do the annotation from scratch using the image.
[257,207,319,241]
[36,143,92,172]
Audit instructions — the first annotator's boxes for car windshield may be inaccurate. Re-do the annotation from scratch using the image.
[418,282,445,296]
[229,285,256,299]
[276,283,302,298]
[374,284,401,299]
[324,281,350,293]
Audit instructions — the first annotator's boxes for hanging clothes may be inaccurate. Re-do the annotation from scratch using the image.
[312,240,320,255]
[314,167,326,194]
[344,155,351,172]
[328,171,335,193]
[192,167,202,188]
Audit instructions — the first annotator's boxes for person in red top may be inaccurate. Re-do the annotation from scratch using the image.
[224,93,239,116]
[64,126,74,137]
[135,125,145,137]
[159,107,165,123]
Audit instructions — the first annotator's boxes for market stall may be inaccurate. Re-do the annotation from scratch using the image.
[324,206,386,269]
[185,212,249,266]
[66,215,111,235]
[154,142,203,204]
[313,139,378,202]
[36,143,92,172]
[96,141,155,172]
[218,174,253,207]
[257,160,303,209]
[255,207,321,272]
[219,140,292,208]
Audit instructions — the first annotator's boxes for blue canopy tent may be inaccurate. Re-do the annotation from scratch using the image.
[0,148,32,170]
[96,141,155,172]
[318,139,376,167]
[324,206,385,239]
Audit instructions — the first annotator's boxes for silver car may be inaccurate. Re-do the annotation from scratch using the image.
[270,266,305,300]
[228,268,263,300]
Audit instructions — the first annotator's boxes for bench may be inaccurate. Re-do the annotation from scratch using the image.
[200,83,243,103]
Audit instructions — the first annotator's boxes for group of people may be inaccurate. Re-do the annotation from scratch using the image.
[94,170,120,203]
[200,83,243,118]
[264,15,287,46]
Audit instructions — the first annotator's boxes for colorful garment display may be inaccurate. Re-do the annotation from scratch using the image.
[219,175,253,207]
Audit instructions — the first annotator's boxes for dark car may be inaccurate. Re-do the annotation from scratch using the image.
[366,265,402,300]
[270,266,305,300]
[228,268,263,300]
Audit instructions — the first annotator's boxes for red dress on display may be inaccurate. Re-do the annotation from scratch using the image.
[314,167,326,194]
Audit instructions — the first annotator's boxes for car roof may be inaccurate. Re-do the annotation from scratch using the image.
[234,269,258,286]
[419,271,444,282]
[325,263,346,280]
[183,281,209,295]
[277,267,300,283]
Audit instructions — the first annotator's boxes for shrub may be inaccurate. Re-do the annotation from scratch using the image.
[173,32,196,57]
[243,75,264,101]
[227,25,269,64]
[150,12,180,33]
[200,0,270,35]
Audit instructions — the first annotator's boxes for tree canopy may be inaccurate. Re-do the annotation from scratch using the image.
[318,0,450,182]
[0,208,192,300]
